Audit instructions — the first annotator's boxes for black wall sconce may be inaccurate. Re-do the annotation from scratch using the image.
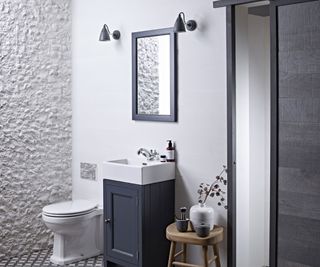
[99,24,121,41]
[173,12,197,33]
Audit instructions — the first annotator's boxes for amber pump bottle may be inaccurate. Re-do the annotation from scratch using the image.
[166,140,175,162]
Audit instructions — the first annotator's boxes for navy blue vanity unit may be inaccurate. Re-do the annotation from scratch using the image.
[103,179,175,267]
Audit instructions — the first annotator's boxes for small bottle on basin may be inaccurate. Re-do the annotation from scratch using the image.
[160,155,167,162]
[166,140,175,162]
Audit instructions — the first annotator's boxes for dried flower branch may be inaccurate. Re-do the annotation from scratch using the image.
[197,165,228,209]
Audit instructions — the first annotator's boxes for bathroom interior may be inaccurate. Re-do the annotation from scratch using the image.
[0,0,319,267]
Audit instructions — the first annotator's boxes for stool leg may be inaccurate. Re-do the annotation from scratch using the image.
[167,241,176,267]
[182,243,187,263]
[202,246,209,267]
[213,244,221,267]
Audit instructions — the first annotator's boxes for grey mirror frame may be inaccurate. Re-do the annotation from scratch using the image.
[132,28,177,122]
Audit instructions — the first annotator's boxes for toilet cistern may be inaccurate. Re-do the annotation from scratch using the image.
[137,148,159,161]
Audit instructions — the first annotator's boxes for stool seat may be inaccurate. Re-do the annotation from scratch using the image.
[166,223,224,267]
[166,224,223,246]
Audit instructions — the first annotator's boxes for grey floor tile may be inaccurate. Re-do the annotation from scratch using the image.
[0,249,102,267]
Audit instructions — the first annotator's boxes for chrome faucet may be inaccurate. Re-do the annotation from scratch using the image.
[137,148,159,161]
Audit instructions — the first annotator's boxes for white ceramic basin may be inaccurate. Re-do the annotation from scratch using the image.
[102,158,175,185]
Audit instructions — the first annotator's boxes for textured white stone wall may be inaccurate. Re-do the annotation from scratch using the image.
[0,0,71,259]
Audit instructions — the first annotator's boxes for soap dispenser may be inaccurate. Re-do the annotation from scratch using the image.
[166,140,175,162]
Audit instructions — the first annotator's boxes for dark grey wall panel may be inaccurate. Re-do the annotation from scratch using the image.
[278,1,320,266]
[278,259,312,267]
[279,123,320,146]
[278,259,311,267]
[279,190,320,220]
[278,50,320,74]
[279,167,320,196]
[279,99,314,122]
[278,237,320,267]
[277,3,320,35]
[278,215,320,247]
[279,32,320,51]
[279,72,320,98]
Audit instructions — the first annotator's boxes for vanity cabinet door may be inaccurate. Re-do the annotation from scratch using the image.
[104,181,140,266]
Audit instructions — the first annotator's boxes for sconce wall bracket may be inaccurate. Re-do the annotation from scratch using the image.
[186,20,197,31]
[112,30,121,40]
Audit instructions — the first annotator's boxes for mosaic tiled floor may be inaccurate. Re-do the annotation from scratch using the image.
[0,249,103,267]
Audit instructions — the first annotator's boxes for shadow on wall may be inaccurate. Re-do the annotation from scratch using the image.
[0,0,72,260]
[175,167,228,265]
[174,143,227,265]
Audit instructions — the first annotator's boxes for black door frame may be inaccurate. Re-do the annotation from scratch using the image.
[225,6,237,267]
[215,0,317,266]
[269,2,278,266]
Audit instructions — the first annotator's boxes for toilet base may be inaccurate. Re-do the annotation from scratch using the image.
[50,223,102,265]
[43,209,103,266]
[50,220,103,265]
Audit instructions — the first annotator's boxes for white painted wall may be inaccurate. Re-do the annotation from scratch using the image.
[236,6,270,267]
[248,14,270,267]
[72,0,227,264]
[235,7,250,267]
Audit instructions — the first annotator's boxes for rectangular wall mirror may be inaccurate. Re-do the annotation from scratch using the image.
[132,28,177,122]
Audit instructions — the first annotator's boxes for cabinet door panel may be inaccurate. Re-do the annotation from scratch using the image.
[105,184,139,265]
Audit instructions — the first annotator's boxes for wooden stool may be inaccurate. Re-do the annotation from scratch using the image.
[166,223,223,267]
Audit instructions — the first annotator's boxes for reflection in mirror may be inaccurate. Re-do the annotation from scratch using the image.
[137,35,170,115]
[235,3,270,267]
[132,28,176,122]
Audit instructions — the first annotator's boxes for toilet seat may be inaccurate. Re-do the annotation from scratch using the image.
[42,199,98,217]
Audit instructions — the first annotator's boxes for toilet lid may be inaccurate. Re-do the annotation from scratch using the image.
[42,199,97,216]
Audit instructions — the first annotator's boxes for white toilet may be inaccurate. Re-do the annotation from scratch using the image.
[42,199,103,265]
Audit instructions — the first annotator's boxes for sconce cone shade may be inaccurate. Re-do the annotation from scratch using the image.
[99,25,111,41]
[173,14,186,32]
[99,24,120,41]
